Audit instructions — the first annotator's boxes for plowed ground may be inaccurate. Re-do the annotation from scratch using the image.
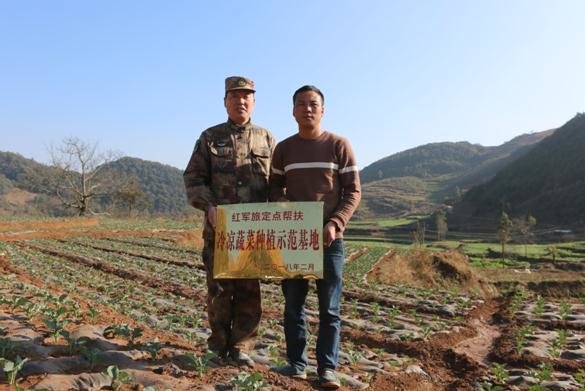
[0,219,584,390]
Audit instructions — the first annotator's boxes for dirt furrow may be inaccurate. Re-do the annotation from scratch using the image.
[342,299,504,389]
[59,239,203,270]
[18,243,206,302]
[108,237,201,255]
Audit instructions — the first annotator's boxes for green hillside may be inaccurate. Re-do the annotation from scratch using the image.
[360,141,485,182]
[358,130,553,217]
[103,157,188,215]
[0,152,189,216]
[452,113,585,227]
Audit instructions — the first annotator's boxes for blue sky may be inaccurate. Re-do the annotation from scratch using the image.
[1,1,584,170]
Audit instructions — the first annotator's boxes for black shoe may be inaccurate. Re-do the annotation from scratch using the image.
[231,351,255,367]
[205,349,226,366]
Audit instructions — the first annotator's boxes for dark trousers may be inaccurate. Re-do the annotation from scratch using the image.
[202,244,262,355]
[282,239,344,373]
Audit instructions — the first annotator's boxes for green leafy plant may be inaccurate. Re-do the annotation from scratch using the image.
[267,343,279,357]
[549,328,568,358]
[528,363,553,391]
[346,347,362,365]
[271,357,287,367]
[63,332,90,355]
[81,346,102,370]
[514,325,535,355]
[87,306,100,322]
[230,371,268,390]
[0,356,29,385]
[556,329,568,347]
[143,342,162,361]
[509,289,528,315]
[559,301,572,320]
[421,326,433,340]
[490,362,509,385]
[186,351,216,377]
[479,382,505,391]
[103,324,143,347]
[349,298,359,318]
[533,295,545,315]
[44,318,69,343]
[574,369,585,391]
[387,305,400,321]
[104,365,133,391]
[10,297,30,313]
[413,313,424,326]
[400,332,413,342]
[528,362,553,386]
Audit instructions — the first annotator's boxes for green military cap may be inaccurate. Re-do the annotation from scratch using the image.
[225,76,255,93]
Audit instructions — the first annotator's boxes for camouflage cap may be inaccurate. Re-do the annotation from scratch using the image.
[225,76,255,93]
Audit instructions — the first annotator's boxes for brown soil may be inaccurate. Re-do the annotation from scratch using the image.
[366,248,499,298]
[18,242,207,302]
[479,267,585,297]
[2,222,583,390]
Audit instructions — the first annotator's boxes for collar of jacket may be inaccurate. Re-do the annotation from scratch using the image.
[227,118,253,133]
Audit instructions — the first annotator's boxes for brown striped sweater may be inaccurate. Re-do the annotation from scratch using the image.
[269,131,361,237]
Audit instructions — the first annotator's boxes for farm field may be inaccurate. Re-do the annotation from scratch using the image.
[0,217,584,390]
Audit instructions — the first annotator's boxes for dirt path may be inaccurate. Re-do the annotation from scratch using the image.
[454,317,500,366]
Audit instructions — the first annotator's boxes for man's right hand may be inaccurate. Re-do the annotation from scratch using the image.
[207,206,217,228]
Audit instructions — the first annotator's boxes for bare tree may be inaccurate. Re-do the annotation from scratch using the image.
[435,209,448,241]
[49,137,120,216]
[497,211,513,261]
[410,220,426,247]
[114,176,148,217]
[514,214,536,257]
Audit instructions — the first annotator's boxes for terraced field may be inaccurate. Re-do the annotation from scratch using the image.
[0,218,584,390]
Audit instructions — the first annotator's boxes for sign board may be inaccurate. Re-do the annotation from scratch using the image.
[213,201,323,279]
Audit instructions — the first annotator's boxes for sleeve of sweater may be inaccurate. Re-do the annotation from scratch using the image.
[329,137,361,232]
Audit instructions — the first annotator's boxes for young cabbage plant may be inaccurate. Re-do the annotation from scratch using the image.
[143,342,162,361]
[186,351,216,378]
[87,306,100,322]
[44,318,69,343]
[230,371,268,391]
[0,356,29,385]
[104,365,133,391]
[81,346,102,370]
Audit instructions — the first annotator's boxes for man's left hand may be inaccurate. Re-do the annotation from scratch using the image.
[323,221,337,248]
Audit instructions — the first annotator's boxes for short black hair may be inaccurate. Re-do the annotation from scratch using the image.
[293,85,324,105]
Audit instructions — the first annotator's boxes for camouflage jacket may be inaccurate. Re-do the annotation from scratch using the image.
[184,119,275,238]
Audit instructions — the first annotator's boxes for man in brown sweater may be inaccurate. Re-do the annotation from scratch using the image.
[269,85,361,388]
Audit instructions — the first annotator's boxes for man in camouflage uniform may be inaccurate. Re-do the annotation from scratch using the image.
[183,76,275,367]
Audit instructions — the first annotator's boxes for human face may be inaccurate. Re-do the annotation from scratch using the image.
[293,90,324,129]
[224,90,255,125]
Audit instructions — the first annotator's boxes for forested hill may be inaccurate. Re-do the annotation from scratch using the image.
[360,141,486,182]
[357,129,553,217]
[0,152,189,216]
[104,157,188,215]
[360,131,554,183]
[0,151,55,194]
[452,113,585,227]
